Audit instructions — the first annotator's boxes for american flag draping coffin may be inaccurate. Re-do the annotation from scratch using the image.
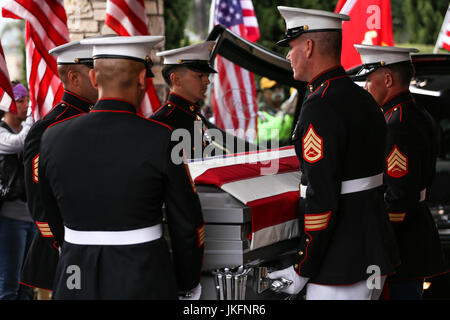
[187,146,301,270]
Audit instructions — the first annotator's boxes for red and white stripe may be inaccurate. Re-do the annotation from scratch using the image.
[2,0,69,120]
[443,19,450,51]
[435,4,450,52]
[210,0,260,142]
[105,0,161,117]
[188,146,300,250]
[0,41,16,113]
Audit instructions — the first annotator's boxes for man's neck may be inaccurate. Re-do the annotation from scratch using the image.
[303,53,341,82]
[4,114,22,131]
[381,86,410,106]
[170,88,196,105]
[98,89,141,109]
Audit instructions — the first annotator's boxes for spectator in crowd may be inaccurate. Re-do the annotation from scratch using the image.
[0,81,35,300]
[257,77,295,147]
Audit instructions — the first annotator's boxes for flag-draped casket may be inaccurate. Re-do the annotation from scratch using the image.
[186,146,301,270]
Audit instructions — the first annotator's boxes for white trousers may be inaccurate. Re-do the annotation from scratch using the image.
[306,277,386,300]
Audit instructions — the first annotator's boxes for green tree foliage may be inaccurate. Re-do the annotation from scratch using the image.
[164,0,193,50]
[253,0,338,55]
[252,0,448,51]
[402,0,447,44]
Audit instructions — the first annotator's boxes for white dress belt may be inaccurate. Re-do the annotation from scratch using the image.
[300,173,383,198]
[300,175,427,203]
[64,224,163,246]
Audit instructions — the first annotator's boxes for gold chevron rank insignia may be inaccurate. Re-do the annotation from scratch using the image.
[33,154,39,183]
[197,224,205,247]
[387,145,408,178]
[303,124,323,163]
[36,221,54,237]
[389,212,406,223]
[304,211,331,231]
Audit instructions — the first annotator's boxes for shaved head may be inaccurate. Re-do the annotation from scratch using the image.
[94,59,145,91]
[304,31,342,61]
[90,58,147,108]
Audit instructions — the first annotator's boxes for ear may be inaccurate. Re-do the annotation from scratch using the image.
[305,39,314,59]
[67,69,75,84]
[170,72,179,88]
[384,71,394,88]
[138,68,146,90]
[89,68,98,89]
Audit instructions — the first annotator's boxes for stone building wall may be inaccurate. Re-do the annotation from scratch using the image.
[63,0,167,101]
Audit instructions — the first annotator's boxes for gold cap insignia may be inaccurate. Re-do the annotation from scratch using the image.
[380,61,386,66]
[74,58,80,63]
[303,25,309,31]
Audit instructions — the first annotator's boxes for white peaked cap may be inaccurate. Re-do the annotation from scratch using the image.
[157,41,217,73]
[157,41,214,64]
[80,35,164,62]
[277,6,350,46]
[355,44,419,66]
[49,40,93,64]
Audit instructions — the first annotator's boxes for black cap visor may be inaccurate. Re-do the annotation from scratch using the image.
[355,60,410,78]
[58,58,94,69]
[276,26,308,47]
[183,61,217,74]
[276,27,343,47]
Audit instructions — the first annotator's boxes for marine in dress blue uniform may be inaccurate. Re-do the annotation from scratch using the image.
[267,7,400,300]
[152,41,254,158]
[21,40,96,293]
[38,36,205,299]
[355,44,449,299]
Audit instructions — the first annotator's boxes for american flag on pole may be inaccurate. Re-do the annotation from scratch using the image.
[0,41,16,113]
[2,0,69,120]
[210,0,260,142]
[434,4,450,53]
[105,0,161,117]
[188,146,300,250]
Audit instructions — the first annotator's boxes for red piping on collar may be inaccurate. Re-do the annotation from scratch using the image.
[383,100,413,116]
[54,105,69,120]
[306,75,348,100]
[63,90,93,104]
[137,113,173,131]
[380,90,411,109]
[46,113,84,130]
[169,91,198,106]
[306,65,342,88]
[90,110,135,115]
[166,99,198,117]
[59,100,87,114]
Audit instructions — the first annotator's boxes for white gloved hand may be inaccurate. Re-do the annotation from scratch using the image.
[178,283,202,300]
[267,266,309,295]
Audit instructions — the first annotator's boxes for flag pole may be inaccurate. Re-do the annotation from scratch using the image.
[434,4,450,54]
